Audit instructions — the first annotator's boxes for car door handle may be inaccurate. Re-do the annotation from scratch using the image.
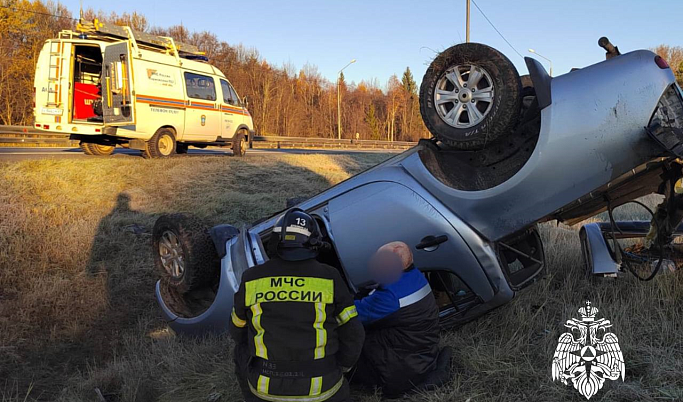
[416,235,448,250]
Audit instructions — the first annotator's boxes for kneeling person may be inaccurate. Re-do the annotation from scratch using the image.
[230,209,365,402]
[352,241,440,397]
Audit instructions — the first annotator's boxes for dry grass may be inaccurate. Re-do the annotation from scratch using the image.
[0,153,681,402]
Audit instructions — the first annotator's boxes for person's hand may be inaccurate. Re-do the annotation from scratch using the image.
[354,283,378,300]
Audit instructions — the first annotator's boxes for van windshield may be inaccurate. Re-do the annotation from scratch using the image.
[220,80,240,106]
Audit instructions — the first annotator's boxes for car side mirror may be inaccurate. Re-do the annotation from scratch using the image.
[243,96,249,108]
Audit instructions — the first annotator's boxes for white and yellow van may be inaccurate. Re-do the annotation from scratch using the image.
[34,19,254,158]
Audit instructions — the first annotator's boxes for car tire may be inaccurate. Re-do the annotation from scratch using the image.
[519,74,540,125]
[232,131,247,157]
[79,142,115,156]
[176,143,189,154]
[143,128,176,158]
[420,43,522,149]
[152,213,219,294]
[520,74,535,98]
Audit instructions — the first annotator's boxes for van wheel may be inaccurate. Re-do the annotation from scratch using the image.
[176,143,189,154]
[79,142,115,156]
[420,43,522,149]
[143,128,176,158]
[233,132,247,157]
[152,214,219,294]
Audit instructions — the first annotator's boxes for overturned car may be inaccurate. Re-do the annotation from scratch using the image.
[154,38,683,335]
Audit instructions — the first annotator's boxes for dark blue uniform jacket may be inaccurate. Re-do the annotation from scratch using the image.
[353,266,440,395]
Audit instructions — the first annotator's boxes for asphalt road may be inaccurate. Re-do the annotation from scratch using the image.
[0,146,399,162]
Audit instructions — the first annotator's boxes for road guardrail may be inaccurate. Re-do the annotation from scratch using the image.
[0,126,417,150]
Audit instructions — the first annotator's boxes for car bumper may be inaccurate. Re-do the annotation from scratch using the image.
[579,220,683,277]
[580,223,622,277]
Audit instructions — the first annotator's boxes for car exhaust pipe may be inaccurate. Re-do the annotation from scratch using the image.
[598,37,621,59]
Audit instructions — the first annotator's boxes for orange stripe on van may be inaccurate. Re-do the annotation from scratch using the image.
[221,106,249,116]
[137,99,186,109]
[136,94,249,115]
[190,101,215,107]
[137,94,187,104]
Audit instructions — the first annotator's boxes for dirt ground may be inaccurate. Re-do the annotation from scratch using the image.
[0,152,681,402]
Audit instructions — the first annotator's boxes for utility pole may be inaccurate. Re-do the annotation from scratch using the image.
[466,0,470,43]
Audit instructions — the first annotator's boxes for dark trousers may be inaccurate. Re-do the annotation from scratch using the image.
[234,345,260,402]
[233,344,351,402]
[347,353,381,391]
[348,352,424,399]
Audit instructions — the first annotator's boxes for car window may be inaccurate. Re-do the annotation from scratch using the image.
[184,72,216,101]
[220,79,240,106]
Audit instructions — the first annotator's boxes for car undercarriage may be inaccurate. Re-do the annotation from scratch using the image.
[154,37,683,336]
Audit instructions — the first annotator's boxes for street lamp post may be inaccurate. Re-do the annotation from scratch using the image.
[337,59,356,140]
[466,0,470,43]
[528,49,553,77]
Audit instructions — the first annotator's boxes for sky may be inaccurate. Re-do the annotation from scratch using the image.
[59,0,683,88]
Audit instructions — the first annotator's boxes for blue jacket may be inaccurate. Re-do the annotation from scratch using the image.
[353,266,440,396]
[354,266,432,325]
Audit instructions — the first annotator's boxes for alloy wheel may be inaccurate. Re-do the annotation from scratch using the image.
[434,64,495,128]
[159,230,185,279]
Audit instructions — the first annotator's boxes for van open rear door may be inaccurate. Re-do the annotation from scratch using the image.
[101,42,135,125]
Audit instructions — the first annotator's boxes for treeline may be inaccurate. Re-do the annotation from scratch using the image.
[0,1,72,125]
[6,1,683,140]
[1,0,428,140]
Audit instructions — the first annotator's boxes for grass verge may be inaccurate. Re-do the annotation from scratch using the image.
[0,153,681,401]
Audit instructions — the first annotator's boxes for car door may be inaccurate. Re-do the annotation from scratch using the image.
[183,72,220,141]
[219,79,243,139]
[326,181,494,303]
[101,42,135,125]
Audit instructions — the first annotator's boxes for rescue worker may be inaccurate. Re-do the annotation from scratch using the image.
[350,241,442,398]
[230,208,365,402]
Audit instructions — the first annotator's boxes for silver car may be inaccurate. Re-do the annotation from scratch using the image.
[153,38,683,335]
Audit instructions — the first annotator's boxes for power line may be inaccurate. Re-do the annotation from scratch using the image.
[470,0,524,59]
[0,4,77,21]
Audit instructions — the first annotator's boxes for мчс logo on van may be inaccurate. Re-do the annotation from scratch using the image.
[146,69,176,87]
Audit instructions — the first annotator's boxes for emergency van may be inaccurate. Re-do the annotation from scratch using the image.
[33,19,254,158]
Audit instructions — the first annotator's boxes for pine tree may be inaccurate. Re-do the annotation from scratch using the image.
[399,67,420,140]
[338,71,347,93]
[365,104,381,140]
[401,67,417,96]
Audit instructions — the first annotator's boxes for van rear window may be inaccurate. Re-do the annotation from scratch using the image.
[184,72,216,101]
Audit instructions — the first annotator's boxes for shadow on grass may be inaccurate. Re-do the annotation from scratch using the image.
[69,157,384,401]
[1,153,392,402]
